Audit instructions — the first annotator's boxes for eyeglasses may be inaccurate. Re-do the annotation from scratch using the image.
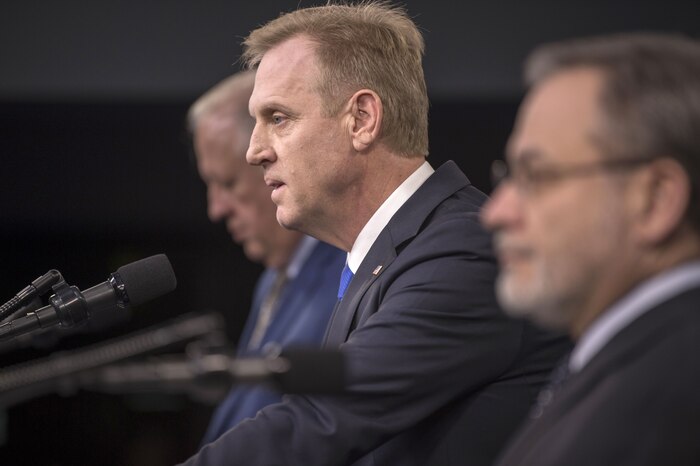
[491,156,652,193]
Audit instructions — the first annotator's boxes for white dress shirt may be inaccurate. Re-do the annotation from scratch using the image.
[570,259,700,373]
[346,161,434,273]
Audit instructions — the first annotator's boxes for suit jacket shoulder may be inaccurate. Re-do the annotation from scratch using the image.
[497,285,700,466]
[202,240,345,444]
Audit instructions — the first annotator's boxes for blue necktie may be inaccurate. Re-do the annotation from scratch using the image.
[337,263,354,300]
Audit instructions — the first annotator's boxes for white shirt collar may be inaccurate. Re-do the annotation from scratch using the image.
[346,161,434,272]
[284,235,318,280]
[570,259,700,373]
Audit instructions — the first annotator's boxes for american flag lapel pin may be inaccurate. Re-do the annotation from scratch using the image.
[372,265,383,275]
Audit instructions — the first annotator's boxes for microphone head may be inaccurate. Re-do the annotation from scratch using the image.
[117,254,177,306]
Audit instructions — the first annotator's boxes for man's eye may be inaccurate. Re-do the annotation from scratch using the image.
[272,114,286,125]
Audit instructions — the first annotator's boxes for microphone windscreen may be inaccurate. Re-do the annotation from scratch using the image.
[117,254,177,306]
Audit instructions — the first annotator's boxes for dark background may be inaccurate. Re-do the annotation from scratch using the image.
[1,1,698,464]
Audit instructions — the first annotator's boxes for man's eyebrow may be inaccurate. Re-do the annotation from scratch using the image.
[251,100,297,117]
[506,148,545,166]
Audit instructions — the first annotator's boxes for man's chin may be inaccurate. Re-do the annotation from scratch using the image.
[276,210,299,232]
[242,243,266,264]
[496,276,570,331]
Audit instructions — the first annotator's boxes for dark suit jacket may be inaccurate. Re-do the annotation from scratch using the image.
[495,285,700,466]
[180,161,569,466]
[201,240,345,443]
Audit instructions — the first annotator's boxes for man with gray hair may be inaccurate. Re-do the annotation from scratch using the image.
[482,33,700,466]
[188,70,345,444]
[180,2,568,465]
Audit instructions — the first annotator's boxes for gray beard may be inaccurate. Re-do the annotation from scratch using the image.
[495,270,578,332]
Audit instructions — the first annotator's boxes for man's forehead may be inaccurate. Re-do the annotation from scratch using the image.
[250,37,318,107]
[507,68,605,164]
[258,35,317,69]
[198,112,241,133]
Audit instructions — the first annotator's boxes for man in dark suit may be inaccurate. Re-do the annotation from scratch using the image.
[482,33,700,466]
[179,3,568,465]
[188,71,345,443]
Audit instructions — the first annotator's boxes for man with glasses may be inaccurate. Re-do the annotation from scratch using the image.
[482,33,700,466]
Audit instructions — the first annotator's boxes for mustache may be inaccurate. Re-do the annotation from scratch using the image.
[492,234,533,257]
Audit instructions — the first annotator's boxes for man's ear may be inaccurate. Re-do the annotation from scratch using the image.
[347,89,382,152]
[632,157,691,245]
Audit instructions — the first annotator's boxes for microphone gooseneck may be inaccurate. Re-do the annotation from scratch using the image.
[0,254,176,342]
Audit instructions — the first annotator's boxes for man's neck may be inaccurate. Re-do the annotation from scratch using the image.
[571,233,700,338]
[335,153,426,252]
[345,160,434,272]
[264,231,305,270]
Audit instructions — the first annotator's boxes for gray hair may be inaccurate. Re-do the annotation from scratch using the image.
[525,33,700,230]
[187,70,256,154]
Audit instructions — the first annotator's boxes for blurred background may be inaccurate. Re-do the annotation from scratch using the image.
[1,1,698,464]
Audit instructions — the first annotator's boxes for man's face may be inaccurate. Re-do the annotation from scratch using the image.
[247,36,359,241]
[481,68,634,334]
[195,115,291,265]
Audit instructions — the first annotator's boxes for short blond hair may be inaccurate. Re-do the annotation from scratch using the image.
[242,1,428,157]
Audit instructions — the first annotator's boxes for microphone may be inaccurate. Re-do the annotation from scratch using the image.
[0,312,226,408]
[82,348,346,396]
[0,254,177,341]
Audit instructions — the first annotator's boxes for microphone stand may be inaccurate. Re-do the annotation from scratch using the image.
[78,347,346,400]
[0,312,227,408]
[0,270,64,323]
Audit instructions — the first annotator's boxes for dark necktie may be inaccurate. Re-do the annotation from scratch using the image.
[529,353,571,420]
[337,263,354,300]
[248,271,288,350]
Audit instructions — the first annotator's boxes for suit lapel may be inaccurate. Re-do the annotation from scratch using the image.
[323,161,471,347]
[557,285,700,411]
[498,285,700,464]
[324,243,395,346]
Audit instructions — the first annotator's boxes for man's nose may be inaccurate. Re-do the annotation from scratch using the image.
[246,124,275,166]
[208,186,232,222]
[480,183,523,232]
